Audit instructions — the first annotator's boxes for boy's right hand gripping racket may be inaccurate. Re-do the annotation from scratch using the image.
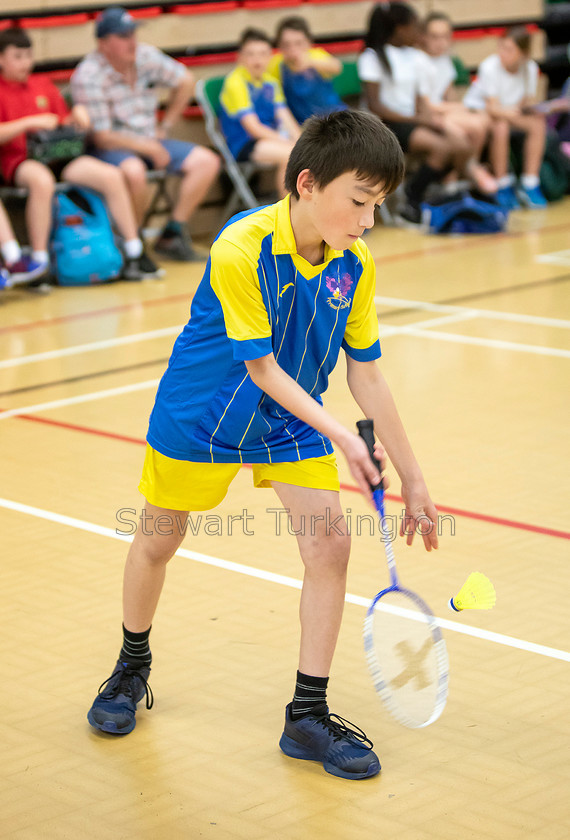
[357,419,449,728]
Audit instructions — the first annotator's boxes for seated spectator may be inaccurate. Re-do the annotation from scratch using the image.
[269,16,347,125]
[0,197,47,287]
[463,26,548,209]
[416,12,497,194]
[71,6,220,262]
[358,2,473,225]
[0,27,153,281]
[220,28,301,198]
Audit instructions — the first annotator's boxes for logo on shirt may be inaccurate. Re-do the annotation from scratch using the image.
[325,273,353,310]
[36,95,49,110]
[279,282,294,298]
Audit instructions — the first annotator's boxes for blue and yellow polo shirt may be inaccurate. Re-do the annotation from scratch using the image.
[268,49,347,125]
[146,196,381,464]
[219,65,287,158]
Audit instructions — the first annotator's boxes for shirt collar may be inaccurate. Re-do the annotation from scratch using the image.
[272,195,344,263]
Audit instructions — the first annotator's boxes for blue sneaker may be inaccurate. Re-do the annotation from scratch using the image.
[6,255,49,284]
[279,703,380,779]
[0,267,11,290]
[496,185,520,210]
[87,659,153,735]
[517,184,548,209]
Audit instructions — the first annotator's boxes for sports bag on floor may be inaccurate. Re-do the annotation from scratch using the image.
[50,186,124,285]
[421,190,508,234]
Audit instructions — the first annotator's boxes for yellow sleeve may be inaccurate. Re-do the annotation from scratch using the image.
[210,237,273,360]
[270,74,286,107]
[310,47,337,79]
[268,53,284,81]
[220,70,253,117]
[342,242,381,360]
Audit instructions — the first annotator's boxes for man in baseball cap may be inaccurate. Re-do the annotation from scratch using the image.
[95,6,139,39]
[72,6,220,262]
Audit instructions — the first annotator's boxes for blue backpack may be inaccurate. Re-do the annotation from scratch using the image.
[422,190,508,234]
[50,186,124,285]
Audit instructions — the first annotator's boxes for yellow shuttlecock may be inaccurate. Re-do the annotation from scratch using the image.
[448,572,496,612]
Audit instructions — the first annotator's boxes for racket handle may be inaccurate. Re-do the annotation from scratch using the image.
[356,419,384,491]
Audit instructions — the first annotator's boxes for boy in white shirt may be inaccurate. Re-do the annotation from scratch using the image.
[417,12,497,194]
[463,26,547,209]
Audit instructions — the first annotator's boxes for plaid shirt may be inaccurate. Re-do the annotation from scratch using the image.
[71,42,186,137]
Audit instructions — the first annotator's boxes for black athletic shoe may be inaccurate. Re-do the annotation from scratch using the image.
[279,703,380,779]
[122,252,164,281]
[87,659,153,735]
[154,230,205,262]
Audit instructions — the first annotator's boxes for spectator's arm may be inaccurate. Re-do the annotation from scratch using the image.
[363,81,416,124]
[239,112,284,142]
[276,106,301,141]
[158,70,196,137]
[307,49,342,78]
[0,114,60,144]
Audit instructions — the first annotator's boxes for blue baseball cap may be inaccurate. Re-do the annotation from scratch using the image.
[96,6,139,38]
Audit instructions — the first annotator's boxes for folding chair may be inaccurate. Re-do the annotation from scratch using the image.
[196,76,264,219]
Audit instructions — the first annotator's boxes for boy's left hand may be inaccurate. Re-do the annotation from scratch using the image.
[400,480,439,552]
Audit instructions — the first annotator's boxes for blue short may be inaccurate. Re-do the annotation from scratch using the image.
[91,139,196,173]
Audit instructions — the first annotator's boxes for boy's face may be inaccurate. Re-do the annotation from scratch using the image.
[498,38,524,73]
[424,20,452,57]
[307,171,387,251]
[0,45,33,82]
[279,29,311,64]
[240,39,272,79]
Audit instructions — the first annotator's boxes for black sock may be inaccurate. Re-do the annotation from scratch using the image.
[120,624,152,667]
[405,163,446,206]
[290,670,329,720]
[162,219,183,238]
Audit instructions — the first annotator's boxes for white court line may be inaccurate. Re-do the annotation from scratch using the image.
[375,295,570,330]
[381,327,570,358]
[0,379,159,421]
[0,496,568,664]
[0,325,181,370]
[535,249,570,267]
[379,311,477,336]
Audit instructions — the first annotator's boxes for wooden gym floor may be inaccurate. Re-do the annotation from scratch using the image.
[1,200,569,840]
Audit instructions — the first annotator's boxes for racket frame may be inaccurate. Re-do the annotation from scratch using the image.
[357,419,449,728]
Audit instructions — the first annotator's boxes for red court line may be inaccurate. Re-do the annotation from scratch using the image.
[0,293,191,336]
[2,221,568,337]
[14,412,570,541]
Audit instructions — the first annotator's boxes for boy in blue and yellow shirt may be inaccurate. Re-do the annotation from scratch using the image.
[220,27,301,197]
[88,110,439,780]
[270,16,347,125]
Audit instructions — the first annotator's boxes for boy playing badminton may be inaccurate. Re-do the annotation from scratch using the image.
[88,110,439,780]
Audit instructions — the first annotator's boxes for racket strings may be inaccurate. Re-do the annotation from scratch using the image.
[312,709,374,751]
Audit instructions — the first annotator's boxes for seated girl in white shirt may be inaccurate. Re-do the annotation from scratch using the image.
[417,12,497,194]
[358,2,478,224]
[463,26,547,209]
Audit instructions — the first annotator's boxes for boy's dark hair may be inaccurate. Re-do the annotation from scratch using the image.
[364,2,418,76]
[423,11,452,30]
[0,27,32,53]
[276,16,313,45]
[285,110,405,198]
[504,25,531,56]
[239,28,272,50]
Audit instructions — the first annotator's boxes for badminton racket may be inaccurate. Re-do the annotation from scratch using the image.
[357,419,449,728]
